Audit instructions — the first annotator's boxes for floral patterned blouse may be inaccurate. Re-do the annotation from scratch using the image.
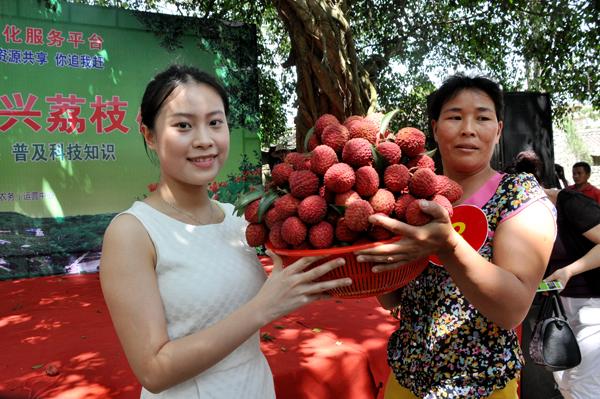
[387,172,555,398]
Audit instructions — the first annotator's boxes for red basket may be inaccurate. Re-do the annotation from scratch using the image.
[266,237,429,299]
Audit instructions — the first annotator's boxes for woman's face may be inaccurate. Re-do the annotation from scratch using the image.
[143,82,230,189]
[432,88,502,176]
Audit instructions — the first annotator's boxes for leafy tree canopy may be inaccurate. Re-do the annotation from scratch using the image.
[68,0,599,147]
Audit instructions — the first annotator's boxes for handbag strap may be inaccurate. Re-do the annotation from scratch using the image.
[551,291,568,321]
[536,292,554,321]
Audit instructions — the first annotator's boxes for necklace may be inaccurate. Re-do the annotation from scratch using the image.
[161,198,215,225]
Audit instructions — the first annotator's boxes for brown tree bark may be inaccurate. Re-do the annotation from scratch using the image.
[273,0,377,150]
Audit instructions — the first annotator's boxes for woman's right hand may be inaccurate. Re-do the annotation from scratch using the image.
[251,251,352,325]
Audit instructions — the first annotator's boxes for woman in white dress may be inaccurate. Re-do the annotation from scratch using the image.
[99,65,352,398]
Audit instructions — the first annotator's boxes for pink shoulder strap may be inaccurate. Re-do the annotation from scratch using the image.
[462,172,504,208]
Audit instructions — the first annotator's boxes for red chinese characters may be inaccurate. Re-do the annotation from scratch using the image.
[0,93,42,132]
[2,24,103,50]
[89,95,129,134]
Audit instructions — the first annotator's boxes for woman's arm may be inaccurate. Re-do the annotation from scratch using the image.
[545,224,600,286]
[100,215,350,393]
[361,199,555,329]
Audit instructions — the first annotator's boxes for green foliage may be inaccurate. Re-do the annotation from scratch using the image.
[562,117,591,162]
[208,153,262,205]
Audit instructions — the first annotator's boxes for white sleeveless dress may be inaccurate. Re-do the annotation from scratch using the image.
[119,201,275,399]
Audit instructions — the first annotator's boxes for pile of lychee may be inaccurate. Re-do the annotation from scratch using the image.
[243,112,463,250]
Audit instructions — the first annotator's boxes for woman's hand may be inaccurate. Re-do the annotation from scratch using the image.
[252,251,352,325]
[545,267,572,289]
[355,199,458,272]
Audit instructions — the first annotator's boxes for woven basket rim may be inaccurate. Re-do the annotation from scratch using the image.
[265,235,402,257]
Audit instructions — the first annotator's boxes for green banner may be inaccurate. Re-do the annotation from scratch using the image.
[0,0,261,279]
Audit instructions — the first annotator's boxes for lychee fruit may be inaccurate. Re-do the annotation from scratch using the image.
[409,168,437,198]
[335,217,360,242]
[376,141,402,165]
[309,221,334,249]
[435,175,463,203]
[245,223,267,247]
[394,194,416,221]
[369,217,393,241]
[244,199,260,223]
[268,222,288,249]
[348,119,379,144]
[321,124,350,153]
[271,162,294,186]
[406,154,435,171]
[405,200,431,226]
[274,193,301,218]
[395,127,426,157]
[314,113,340,138]
[369,188,395,215]
[354,166,380,197]
[265,206,287,228]
[310,145,338,175]
[342,138,373,167]
[344,199,374,232]
[335,190,361,207]
[280,216,308,246]
[289,170,320,198]
[384,164,410,193]
[343,115,364,129]
[285,152,310,170]
[298,195,328,224]
[364,112,384,127]
[307,133,321,151]
[324,163,356,193]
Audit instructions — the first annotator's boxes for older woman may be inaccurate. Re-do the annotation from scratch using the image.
[356,75,556,398]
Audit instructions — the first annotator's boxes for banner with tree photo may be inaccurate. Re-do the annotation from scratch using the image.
[0,0,261,279]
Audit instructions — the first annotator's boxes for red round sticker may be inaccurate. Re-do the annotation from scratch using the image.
[429,204,488,266]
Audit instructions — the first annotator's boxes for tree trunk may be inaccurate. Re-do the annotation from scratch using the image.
[273,0,377,150]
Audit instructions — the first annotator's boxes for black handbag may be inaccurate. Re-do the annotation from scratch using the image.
[528,291,582,371]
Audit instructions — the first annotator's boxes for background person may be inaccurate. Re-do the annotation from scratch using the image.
[567,161,600,203]
[355,75,556,398]
[99,64,352,398]
[511,151,600,399]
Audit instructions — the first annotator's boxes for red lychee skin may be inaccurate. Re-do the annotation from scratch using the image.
[307,134,321,151]
[405,195,454,226]
[405,200,431,226]
[310,145,338,175]
[376,141,402,165]
[314,113,340,138]
[298,195,328,224]
[435,175,463,203]
[348,119,379,144]
[244,199,260,223]
[324,163,356,193]
[406,154,435,171]
[289,170,320,198]
[265,206,287,228]
[245,223,267,247]
[432,194,454,218]
[309,221,334,249]
[344,199,374,232]
[354,165,380,197]
[271,162,294,186]
[369,188,395,215]
[284,152,306,169]
[369,215,393,241]
[335,190,361,207]
[319,185,335,203]
[394,194,416,221]
[268,222,288,249]
[364,112,384,127]
[280,216,308,246]
[343,115,364,129]
[274,193,301,218]
[409,168,438,198]
[384,164,410,193]
[335,217,360,242]
[342,138,374,167]
[395,127,426,157]
[321,124,350,153]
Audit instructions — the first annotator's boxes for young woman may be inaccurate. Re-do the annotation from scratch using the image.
[356,75,557,398]
[99,65,352,398]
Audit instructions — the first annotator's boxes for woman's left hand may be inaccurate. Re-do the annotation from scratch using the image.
[355,199,458,272]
